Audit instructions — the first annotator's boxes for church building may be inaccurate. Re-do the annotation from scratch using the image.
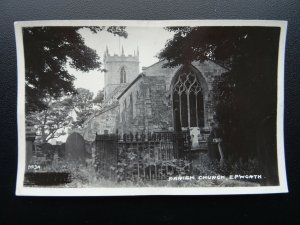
[80,47,227,143]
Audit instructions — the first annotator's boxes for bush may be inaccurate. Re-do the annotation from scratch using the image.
[193,153,261,182]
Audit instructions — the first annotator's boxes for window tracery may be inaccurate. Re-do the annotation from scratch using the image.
[173,71,204,128]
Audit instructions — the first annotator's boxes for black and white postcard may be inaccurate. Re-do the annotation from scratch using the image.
[15,20,288,195]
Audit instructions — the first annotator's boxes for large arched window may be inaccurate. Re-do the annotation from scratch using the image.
[173,69,204,129]
[120,66,126,83]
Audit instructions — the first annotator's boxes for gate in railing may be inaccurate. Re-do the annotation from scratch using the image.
[95,131,192,181]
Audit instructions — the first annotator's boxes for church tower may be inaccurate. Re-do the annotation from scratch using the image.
[103,46,140,99]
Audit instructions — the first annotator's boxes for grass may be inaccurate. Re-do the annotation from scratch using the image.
[27,152,261,188]
[63,153,260,188]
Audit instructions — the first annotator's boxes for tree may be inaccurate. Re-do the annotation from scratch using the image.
[23,26,127,113]
[70,88,95,129]
[26,96,74,143]
[93,89,104,105]
[159,26,280,160]
[27,87,101,143]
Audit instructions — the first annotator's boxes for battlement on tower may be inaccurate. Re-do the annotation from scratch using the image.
[103,46,139,62]
[104,54,139,62]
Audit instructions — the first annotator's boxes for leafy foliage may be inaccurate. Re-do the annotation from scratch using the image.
[26,96,73,143]
[93,89,104,105]
[70,88,95,129]
[115,147,192,182]
[193,153,260,178]
[27,87,103,143]
[159,26,280,160]
[23,26,127,113]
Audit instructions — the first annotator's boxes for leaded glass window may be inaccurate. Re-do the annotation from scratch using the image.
[173,71,204,128]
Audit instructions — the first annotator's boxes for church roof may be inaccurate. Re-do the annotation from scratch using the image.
[116,59,228,101]
[82,84,129,126]
[103,83,129,105]
[117,73,145,100]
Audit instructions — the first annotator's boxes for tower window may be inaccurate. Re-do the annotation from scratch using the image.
[120,67,126,83]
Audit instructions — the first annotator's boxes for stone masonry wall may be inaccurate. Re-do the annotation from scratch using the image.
[81,104,120,141]
[191,61,227,127]
[143,60,227,129]
[104,54,139,98]
[80,60,227,141]
[117,76,172,135]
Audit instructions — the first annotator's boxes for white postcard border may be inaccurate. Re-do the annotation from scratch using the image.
[15,20,288,196]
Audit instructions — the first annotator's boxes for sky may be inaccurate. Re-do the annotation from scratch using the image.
[53,26,174,143]
[70,26,174,96]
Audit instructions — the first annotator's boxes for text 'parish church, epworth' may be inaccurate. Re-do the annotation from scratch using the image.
[79,47,227,142]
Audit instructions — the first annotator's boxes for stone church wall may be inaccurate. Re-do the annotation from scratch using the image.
[191,61,227,127]
[117,76,173,135]
[80,59,227,141]
[143,60,227,130]
[81,104,120,141]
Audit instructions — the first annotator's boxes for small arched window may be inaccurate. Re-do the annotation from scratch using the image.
[129,93,134,118]
[122,99,127,122]
[120,66,126,83]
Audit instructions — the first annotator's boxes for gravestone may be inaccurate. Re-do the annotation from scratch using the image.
[84,140,92,157]
[52,144,65,160]
[58,143,65,160]
[41,143,54,162]
[65,132,86,165]
[88,141,96,164]
[190,127,200,149]
[207,128,221,162]
[25,127,36,170]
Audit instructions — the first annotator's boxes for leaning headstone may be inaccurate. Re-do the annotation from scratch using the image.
[207,129,221,162]
[65,132,86,165]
